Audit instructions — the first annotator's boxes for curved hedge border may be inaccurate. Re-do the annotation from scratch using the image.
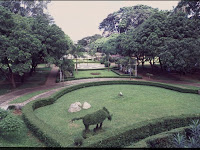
[22,80,200,147]
[129,126,188,148]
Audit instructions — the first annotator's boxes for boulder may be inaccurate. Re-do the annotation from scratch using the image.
[119,92,123,96]
[82,102,91,109]
[68,102,82,113]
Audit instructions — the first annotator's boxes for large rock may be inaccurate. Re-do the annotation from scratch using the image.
[82,102,91,109]
[68,102,82,113]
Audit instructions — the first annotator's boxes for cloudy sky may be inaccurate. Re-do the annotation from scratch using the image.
[48,1,179,42]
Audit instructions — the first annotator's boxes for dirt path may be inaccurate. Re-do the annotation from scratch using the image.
[0,66,200,109]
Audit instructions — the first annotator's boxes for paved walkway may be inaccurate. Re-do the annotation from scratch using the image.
[0,65,200,110]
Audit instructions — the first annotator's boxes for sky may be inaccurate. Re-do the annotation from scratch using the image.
[48,1,179,42]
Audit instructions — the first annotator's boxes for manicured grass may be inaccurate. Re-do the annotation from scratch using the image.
[9,89,49,104]
[74,70,119,78]
[0,115,44,147]
[34,84,200,146]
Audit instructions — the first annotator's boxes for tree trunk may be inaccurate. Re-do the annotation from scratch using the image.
[149,60,153,71]
[159,57,163,71]
[7,61,16,88]
[10,71,16,88]
[142,60,144,70]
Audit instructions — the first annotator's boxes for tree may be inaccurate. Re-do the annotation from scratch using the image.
[0,6,71,88]
[133,11,169,70]
[175,0,200,19]
[0,0,51,17]
[99,5,158,36]
[70,44,83,74]
[159,38,200,74]
[78,34,102,47]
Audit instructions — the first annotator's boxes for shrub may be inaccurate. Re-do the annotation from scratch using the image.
[0,108,8,119]
[173,120,200,148]
[100,59,104,64]
[104,61,110,67]
[0,114,23,137]
[74,136,84,146]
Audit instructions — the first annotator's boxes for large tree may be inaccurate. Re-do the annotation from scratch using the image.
[77,34,102,47]
[0,0,51,17]
[0,6,71,88]
[175,0,200,19]
[99,4,158,36]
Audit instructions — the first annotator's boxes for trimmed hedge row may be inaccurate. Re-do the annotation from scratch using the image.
[78,67,116,71]
[111,69,132,76]
[22,80,199,147]
[56,69,142,82]
[130,126,188,148]
[58,76,142,82]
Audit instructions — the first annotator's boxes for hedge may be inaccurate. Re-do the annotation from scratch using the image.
[111,69,133,76]
[130,126,188,148]
[22,80,199,147]
[57,76,142,82]
[56,69,142,82]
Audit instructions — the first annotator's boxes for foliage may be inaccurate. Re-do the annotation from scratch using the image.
[0,109,23,137]
[0,6,71,88]
[78,34,102,47]
[117,10,200,73]
[74,136,84,146]
[0,109,8,119]
[173,120,200,148]
[175,0,200,19]
[72,107,112,131]
[0,0,51,18]
[104,61,111,67]
[99,5,158,36]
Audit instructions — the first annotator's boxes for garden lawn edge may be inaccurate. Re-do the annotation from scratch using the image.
[22,80,199,147]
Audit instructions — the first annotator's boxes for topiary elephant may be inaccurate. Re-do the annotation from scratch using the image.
[71,107,112,131]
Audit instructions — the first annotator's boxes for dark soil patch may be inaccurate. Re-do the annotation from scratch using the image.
[13,109,22,115]
[90,73,101,75]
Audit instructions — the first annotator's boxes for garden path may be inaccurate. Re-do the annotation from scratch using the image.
[0,65,200,110]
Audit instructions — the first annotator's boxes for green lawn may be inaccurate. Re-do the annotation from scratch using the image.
[9,89,49,104]
[34,84,200,146]
[0,115,44,147]
[74,70,119,78]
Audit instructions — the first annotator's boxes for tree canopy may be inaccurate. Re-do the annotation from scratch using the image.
[0,5,72,88]
[99,5,158,36]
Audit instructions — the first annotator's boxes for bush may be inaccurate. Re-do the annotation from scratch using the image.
[74,136,84,146]
[173,120,200,148]
[100,59,104,64]
[0,113,23,137]
[104,61,110,67]
[0,108,8,119]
